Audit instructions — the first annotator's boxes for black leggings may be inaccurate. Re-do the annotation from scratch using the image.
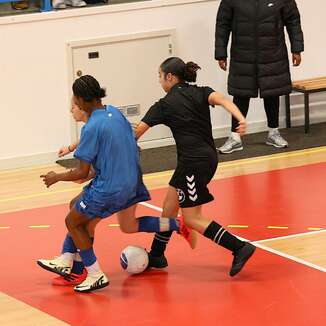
[231,96,280,132]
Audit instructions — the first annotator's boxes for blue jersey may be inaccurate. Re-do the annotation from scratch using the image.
[74,105,141,198]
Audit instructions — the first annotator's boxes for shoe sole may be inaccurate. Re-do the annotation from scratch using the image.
[218,146,243,154]
[74,281,110,293]
[266,141,288,148]
[37,261,70,277]
[230,244,256,277]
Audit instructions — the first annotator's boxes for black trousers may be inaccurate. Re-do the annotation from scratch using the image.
[231,96,280,132]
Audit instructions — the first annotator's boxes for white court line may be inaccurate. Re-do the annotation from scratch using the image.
[139,202,163,212]
[251,241,326,273]
[255,228,326,243]
[140,201,326,273]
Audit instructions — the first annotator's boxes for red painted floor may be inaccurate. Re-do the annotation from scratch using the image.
[1,162,326,325]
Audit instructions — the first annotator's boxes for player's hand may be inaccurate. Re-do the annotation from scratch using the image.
[131,122,139,134]
[218,59,227,71]
[292,53,301,67]
[58,146,71,158]
[236,119,247,136]
[40,171,59,188]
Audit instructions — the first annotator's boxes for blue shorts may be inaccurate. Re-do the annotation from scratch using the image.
[75,181,150,219]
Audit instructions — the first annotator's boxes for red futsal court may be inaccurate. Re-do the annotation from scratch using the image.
[0,162,325,325]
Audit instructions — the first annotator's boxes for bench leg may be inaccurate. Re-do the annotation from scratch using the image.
[304,93,310,133]
[285,94,291,128]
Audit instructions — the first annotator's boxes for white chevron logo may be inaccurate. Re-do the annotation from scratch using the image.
[186,175,194,182]
[189,194,198,201]
[188,188,197,195]
[187,182,196,190]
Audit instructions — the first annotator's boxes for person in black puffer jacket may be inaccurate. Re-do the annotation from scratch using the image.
[215,0,304,154]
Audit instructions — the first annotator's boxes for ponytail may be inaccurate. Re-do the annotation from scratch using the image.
[160,57,201,83]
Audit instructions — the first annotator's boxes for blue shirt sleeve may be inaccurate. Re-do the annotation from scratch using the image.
[74,125,99,164]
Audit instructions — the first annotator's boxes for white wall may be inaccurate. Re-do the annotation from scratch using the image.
[0,0,325,169]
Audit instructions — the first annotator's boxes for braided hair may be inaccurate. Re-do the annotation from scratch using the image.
[160,57,201,83]
[72,75,106,102]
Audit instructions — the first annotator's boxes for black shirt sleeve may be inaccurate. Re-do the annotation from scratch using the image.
[141,100,166,127]
[202,86,215,104]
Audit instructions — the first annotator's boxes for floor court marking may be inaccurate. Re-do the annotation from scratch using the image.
[1,149,325,274]
[1,145,325,177]
[255,228,326,243]
[141,201,326,273]
[251,242,326,273]
[2,147,326,206]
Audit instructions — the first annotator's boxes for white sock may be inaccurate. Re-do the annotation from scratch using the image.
[86,260,101,275]
[231,132,241,142]
[60,252,74,264]
[269,128,279,136]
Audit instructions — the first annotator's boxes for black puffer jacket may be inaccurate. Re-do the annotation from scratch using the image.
[215,0,304,98]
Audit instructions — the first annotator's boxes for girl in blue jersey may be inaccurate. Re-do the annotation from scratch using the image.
[37,75,193,293]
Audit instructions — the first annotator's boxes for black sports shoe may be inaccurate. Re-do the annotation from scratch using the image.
[147,252,168,269]
[230,242,256,277]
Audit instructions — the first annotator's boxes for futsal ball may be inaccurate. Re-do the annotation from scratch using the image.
[120,245,149,274]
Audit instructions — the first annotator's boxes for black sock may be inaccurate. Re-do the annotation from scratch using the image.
[150,231,173,257]
[203,221,244,252]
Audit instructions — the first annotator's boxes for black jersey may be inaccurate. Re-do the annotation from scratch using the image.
[142,83,217,165]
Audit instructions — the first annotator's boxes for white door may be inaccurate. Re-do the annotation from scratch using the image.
[70,31,175,144]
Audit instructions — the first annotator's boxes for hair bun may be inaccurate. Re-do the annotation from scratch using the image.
[184,62,201,83]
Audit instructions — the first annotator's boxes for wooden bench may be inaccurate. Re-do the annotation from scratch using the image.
[285,77,326,133]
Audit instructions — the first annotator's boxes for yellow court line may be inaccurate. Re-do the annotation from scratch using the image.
[307,227,323,231]
[0,226,10,230]
[1,146,326,205]
[28,225,51,229]
[267,226,289,229]
[228,225,249,228]
[108,224,120,227]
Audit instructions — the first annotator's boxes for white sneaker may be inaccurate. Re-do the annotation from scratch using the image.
[65,0,87,7]
[266,130,288,148]
[37,257,72,276]
[218,137,243,154]
[74,271,109,293]
[52,0,66,8]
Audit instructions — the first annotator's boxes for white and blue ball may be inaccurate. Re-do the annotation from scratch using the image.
[120,245,149,274]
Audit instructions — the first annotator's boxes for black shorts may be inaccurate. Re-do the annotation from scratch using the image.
[169,162,218,208]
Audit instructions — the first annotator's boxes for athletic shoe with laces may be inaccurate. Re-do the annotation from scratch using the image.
[52,0,66,9]
[177,216,197,249]
[229,242,256,277]
[266,130,288,148]
[52,268,87,286]
[147,252,168,269]
[37,256,72,276]
[65,0,87,7]
[74,271,109,293]
[218,137,243,154]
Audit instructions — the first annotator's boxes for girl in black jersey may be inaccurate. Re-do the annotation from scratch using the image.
[136,57,256,277]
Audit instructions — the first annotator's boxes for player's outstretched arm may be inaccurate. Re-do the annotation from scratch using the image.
[58,141,79,157]
[73,167,96,184]
[208,92,247,136]
[40,160,91,188]
[134,122,151,140]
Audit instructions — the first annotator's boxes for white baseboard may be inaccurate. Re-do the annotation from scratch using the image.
[1,104,325,171]
[0,152,69,171]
